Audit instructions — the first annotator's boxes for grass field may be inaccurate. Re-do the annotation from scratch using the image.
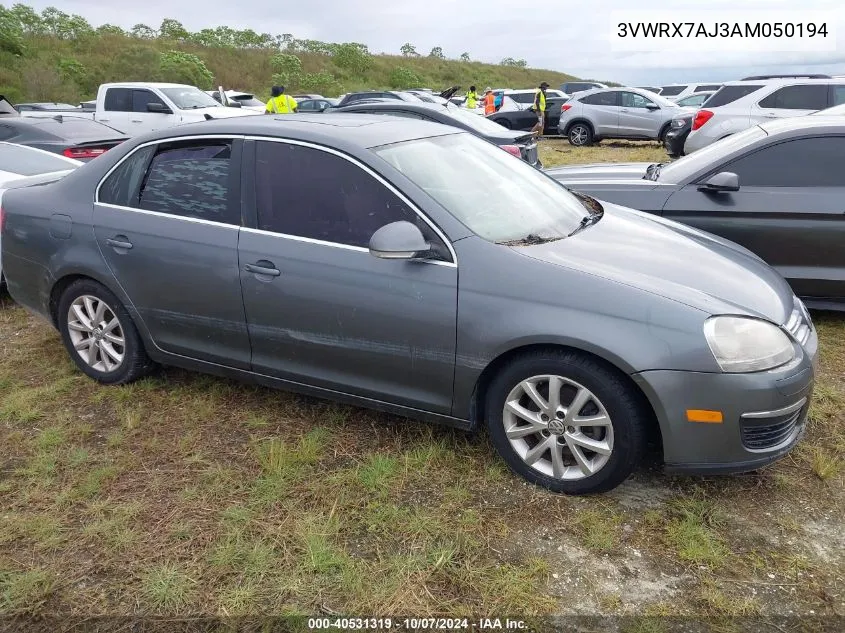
[1,139,843,627]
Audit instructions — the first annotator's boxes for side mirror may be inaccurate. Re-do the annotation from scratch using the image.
[369,221,431,260]
[698,171,740,193]
[318,103,328,111]
[147,102,173,114]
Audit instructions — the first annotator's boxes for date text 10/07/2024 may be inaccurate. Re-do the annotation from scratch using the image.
[307,618,528,630]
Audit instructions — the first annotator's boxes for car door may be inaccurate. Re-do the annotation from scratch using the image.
[238,139,458,413]
[93,137,252,368]
[126,89,179,135]
[618,91,661,137]
[580,91,620,136]
[661,135,845,301]
[752,84,830,124]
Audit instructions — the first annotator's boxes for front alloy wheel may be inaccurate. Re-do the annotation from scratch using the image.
[504,375,614,480]
[67,295,126,372]
[568,124,592,146]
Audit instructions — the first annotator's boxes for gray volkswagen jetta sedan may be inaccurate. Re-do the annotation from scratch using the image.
[0,115,817,494]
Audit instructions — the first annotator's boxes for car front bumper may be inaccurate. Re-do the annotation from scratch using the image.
[663,127,689,156]
[632,330,818,474]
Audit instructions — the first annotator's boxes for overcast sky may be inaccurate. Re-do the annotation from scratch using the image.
[23,0,845,84]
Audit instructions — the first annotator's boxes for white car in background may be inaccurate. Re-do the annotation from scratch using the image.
[505,88,568,109]
[206,88,266,113]
[0,143,82,286]
[658,82,724,102]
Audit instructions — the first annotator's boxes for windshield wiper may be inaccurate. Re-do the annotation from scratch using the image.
[644,162,665,181]
[499,233,563,246]
[567,211,603,237]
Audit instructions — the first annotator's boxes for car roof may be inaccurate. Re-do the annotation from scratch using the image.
[101,82,200,89]
[759,115,845,136]
[133,113,460,149]
[722,77,845,86]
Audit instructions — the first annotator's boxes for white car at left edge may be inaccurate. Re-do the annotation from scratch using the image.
[0,142,82,288]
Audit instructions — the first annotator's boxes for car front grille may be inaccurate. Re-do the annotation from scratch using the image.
[740,400,807,451]
[784,298,813,346]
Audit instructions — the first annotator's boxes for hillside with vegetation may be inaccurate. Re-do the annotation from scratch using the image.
[0,3,582,104]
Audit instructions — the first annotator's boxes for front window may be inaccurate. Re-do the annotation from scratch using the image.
[373,133,589,243]
[160,87,222,110]
[654,126,768,184]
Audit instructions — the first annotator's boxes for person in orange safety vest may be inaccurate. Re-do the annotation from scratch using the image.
[483,87,496,115]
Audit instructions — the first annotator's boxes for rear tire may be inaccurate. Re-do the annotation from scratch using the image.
[57,279,154,385]
[485,349,648,494]
[658,124,671,143]
[568,123,593,147]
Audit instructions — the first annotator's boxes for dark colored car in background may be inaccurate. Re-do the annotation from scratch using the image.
[336,91,423,107]
[0,116,127,160]
[546,116,845,310]
[1,114,817,494]
[297,98,339,113]
[334,101,542,167]
[487,95,568,135]
[663,113,694,157]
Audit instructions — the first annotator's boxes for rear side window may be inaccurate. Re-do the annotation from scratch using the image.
[695,84,722,92]
[137,142,235,223]
[659,85,687,96]
[705,84,764,107]
[103,88,132,112]
[832,85,845,106]
[98,145,156,207]
[581,92,618,106]
[758,85,829,110]
[719,137,845,187]
[509,93,535,104]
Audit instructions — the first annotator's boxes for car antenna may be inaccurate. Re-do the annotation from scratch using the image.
[52,114,63,123]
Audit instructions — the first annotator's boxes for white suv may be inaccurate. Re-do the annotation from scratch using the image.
[685,76,845,153]
[657,83,723,102]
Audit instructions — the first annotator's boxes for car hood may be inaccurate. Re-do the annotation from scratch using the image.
[545,162,654,182]
[512,202,793,324]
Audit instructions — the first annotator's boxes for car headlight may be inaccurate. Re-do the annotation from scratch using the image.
[703,316,795,373]
[671,119,687,128]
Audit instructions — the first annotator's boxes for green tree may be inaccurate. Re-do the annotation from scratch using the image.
[333,42,371,75]
[131,23,156,39]
[57,57,86,83]
[159,18,188,41]
[400,42,418,57]
[158,50,213,88]
[389,66,422,89]
[9,3,44,34]
[500,57,527,68]
[460,52,470,62]
[0,5,25,55]
[270,53,303,88]
[429,46,445,59]
[96,24,126,37]
[298,71,342,96]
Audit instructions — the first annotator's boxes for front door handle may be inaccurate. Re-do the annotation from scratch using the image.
[131,119,143,123]
[106,236,133,250]
[245,262,281,277]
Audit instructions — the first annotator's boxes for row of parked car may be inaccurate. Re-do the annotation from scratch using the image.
[0,111,820,496]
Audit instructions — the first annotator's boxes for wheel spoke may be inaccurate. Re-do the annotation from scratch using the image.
[71,304,93,331]
[505,400,542,425]
[524,436,553,466]
[505,419,546,439]
[521,380,549,413]
[93,300,107,327]
[565,388,591,422]
[565,430,612,456]
[82,296,96,323]
[87,340,99,366]
[104,332,123,346]
[74,338,92,351]
[573,413,611,428]
[101,348,112,371]
[550,442,567,479]
[547,375,562,410]
[565,437,595,476]
[103,317,121,334]
[100,342,122,364]
[68,321,90,333]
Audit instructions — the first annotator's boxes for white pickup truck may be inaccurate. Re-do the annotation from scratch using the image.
[20,82,259,136]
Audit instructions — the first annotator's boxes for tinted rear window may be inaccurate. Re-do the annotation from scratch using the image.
[27,119,123,140]
[704,84,764,107]
[659,85,687,96]
[0,143,79,176]
[695,85,723,92]
[758,84,829,110]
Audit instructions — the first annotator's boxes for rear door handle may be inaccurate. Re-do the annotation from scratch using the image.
[106,236,133,250]
[245,262,281,277]
[131,119,143,123]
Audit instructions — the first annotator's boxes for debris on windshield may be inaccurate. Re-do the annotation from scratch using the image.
[498,233,563,246]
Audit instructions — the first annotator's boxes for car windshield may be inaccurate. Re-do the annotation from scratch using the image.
[0,142,80,176]
[651,125,768,183]
[444,102,517,135]
[373,133,589,243]
[160,87,222,109]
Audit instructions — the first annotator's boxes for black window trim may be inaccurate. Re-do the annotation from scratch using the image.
[756,83,832,110]
[693,133,845,186]
[243,135,457,267]
[94,134,244,229]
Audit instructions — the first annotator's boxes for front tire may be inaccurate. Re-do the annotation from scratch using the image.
[57,279,154,385]
[568,123,593,146]
[485,350,648,494]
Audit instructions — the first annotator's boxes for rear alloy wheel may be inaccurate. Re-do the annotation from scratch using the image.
[485,350,648,494]
[58,279,153,384]
[568,123,592,146]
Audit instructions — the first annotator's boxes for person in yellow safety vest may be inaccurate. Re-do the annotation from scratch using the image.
[465,85,478,109]
[530,82,549,137]
[265,85,298,114]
